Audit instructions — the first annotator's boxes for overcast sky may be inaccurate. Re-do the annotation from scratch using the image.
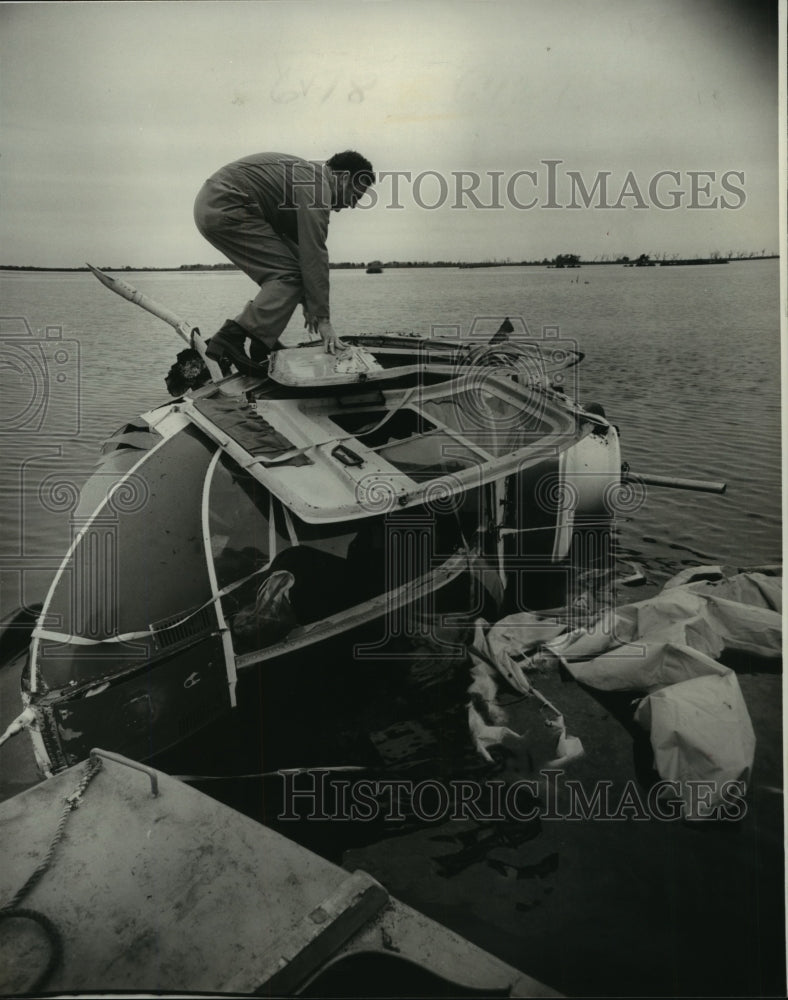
[1,0,780,266]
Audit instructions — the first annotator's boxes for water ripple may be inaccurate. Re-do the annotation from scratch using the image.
[0,263,780,599]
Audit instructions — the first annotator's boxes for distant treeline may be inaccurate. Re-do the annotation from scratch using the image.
[1,253,778,273]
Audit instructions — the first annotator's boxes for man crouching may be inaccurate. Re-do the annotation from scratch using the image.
[193,150,374,374]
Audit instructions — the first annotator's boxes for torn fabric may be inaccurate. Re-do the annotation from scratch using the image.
[467,615,584,767]
[542,570,780,816]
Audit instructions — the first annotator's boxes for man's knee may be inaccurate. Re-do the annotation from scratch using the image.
[268,272,303,290]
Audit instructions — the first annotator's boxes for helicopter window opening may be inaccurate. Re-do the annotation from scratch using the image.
[208,456,290,590]
[328,408,436,448]
[328,408,485,480]
[420,387,566,457]
[376,434,484,481]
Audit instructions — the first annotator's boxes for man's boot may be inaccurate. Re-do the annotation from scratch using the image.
[248,338,271,364]
[205,319,265,376]
[248,337,286,364]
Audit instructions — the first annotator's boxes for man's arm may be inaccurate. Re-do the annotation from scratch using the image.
[291,162,331,323]
[290,163,347,353]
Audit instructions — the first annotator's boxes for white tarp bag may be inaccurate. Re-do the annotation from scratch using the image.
[634,672,756,818]
[539,571,780,813]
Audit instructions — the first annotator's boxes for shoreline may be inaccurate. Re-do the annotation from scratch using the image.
[0,255,779,274]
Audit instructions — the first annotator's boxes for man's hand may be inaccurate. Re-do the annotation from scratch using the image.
[303,312,347,354]
[318,319,347,355]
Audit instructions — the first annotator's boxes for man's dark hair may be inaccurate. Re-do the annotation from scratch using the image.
[327,150,375,188]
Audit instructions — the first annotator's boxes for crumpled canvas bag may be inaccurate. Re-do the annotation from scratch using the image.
[635,671,756,818]
[542,571,779,813]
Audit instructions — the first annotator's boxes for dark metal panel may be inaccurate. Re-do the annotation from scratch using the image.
[38,426,219,689]
[47,635,230,766]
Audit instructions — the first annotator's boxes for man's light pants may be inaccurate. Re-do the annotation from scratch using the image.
[194,177,303,349]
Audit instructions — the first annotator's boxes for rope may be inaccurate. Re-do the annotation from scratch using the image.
[0,755,103,993]
[0,908,62,994]
[4,755,103,910]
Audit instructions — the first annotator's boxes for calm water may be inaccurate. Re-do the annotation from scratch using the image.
[0,261,781,613]
[0,263,782,996]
